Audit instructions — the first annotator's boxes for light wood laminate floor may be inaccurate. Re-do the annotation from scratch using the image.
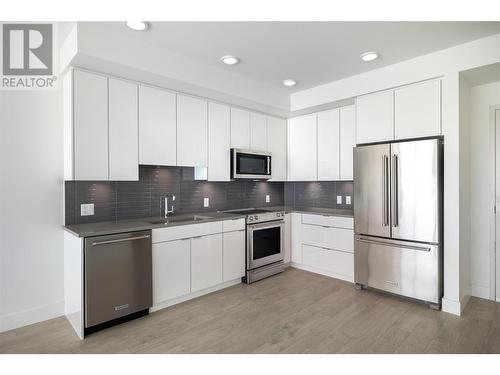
[1,268,499,354]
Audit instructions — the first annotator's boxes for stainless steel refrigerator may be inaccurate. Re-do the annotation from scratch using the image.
[353,138,443,308]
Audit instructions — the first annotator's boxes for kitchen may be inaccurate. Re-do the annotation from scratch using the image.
[1,7,500,373]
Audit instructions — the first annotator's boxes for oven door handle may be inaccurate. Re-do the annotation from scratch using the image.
[247,220,285,230]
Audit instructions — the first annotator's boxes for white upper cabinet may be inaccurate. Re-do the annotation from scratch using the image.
[356,90,394,144]
[208,102,231,181]
[394,80,441,140]
[177,94,208,167]
[250,112,268,151]
[73,70,109,180]
[317,109,340,181]
[267,116,287,181]
[139,85,177,166]
[108,78,139,181]
[340,105,356,180]
[287,114,317,181]
[230,107,250,149]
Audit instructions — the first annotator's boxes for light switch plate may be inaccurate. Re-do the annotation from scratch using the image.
[203,198,209,207]
[266,195,270,203]
[346,196,352,205]
[81,203,94,216]
[336,196,342,204]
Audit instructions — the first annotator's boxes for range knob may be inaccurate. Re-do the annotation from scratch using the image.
[248,216,254,222]
[254,215,259,221]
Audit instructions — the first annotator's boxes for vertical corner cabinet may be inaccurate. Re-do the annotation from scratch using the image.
[356,79,442,145]
[287,105,355,182]
[267,116,287,181]
[287,114,318,181]
[176,94,208,167]
[70,70,139,181]
[138,85,177,167]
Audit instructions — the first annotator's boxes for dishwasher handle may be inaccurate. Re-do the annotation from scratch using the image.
[92,234,150,246]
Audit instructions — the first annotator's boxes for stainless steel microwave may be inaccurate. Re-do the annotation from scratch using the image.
[231,149,272,180]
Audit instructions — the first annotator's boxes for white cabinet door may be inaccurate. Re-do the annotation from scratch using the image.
[191,234,223,292]
[267,116,287,181]
[139,85,176,166]
[230,107,250,149]
[250,112,268,151]
[340,105,356,180]
[177,94,208,167]
[108,78,139,181]
[287,114,317,181]
[317,109,340,181]
[394,80,441,140]
[356,90,394,144]
[73,70,108,180]
[208,102,231,181]
[223,230,246,281]
[153,239,191,304]
[283,214,291,264]
[291,213,302,263]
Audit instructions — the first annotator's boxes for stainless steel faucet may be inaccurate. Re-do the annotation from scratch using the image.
[163,194,175,218]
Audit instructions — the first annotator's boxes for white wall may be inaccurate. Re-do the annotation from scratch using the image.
[459,76,471,302]
[469,81,500,300]
[0,89,64,332]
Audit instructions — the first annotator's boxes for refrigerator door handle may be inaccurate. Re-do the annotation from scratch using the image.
[392,154,399,227]
[382,155,390,226]
[355,237,431,252]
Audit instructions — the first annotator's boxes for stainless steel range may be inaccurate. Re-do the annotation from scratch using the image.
[226,208,285,284]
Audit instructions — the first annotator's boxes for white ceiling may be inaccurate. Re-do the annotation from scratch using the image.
[95,21,500,91]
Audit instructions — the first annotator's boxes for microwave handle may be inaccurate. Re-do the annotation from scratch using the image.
[267,156,270,174]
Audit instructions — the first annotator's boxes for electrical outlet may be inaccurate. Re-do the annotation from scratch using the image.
[203,198,209,207]
[80,203,94,216]
[336,196,342,204]
[266,195,270,203]
[346,196,352,205]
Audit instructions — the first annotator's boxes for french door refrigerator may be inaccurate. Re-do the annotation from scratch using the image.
[353,138,443,307]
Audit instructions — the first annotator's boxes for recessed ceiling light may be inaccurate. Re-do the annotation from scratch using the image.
[125,21,149,31]
[282,79,297,87]
[220,55,240,65]
[360,52,379,62]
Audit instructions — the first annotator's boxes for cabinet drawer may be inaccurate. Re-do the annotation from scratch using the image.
[302,224,353,253]
[152,221,223,243]
[302,213,353,229]
[302,244,354,279]
[223,218,245,232]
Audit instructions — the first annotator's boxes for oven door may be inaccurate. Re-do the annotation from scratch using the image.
[247,220,284,269]
[232,149,271,180]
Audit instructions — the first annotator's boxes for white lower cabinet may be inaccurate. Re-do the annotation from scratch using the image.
[302,245,354,280]
[153,239,191,304]
[290,212,354,283]
[191,234,223,292]
[223,230,246,281]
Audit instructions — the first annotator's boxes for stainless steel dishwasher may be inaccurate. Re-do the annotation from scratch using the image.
[84,230,152,335]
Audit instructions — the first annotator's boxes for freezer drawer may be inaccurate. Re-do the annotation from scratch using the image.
[85,230,152,328]
[354,235,441,304]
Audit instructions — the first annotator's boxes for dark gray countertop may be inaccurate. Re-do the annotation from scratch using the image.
[64,206,353,238]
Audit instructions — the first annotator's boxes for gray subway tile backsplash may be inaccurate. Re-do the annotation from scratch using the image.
[65,165,353,225]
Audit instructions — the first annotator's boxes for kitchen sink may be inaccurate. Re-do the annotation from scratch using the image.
[147,215,212,225]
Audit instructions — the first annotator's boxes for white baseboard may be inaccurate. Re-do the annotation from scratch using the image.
[290,263,354,284]
[151,278,241,313]
[0,301,64,333]
[471,284,490,300]
[442,294,471,316]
